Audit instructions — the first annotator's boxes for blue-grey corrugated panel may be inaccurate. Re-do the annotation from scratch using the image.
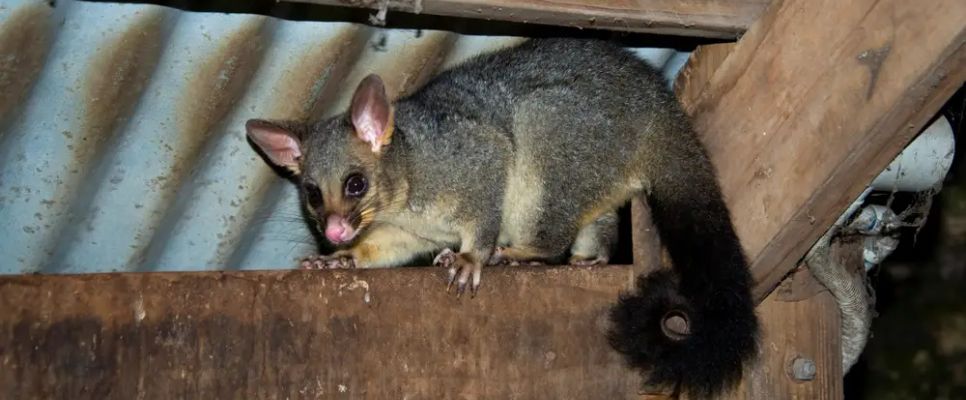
[0,0,690,275]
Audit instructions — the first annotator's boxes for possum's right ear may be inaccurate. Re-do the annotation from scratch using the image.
[246,119,303,174]
[350,74,394,154]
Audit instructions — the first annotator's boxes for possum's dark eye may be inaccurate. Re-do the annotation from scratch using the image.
[344,173,368,198]
[302,181,323,208]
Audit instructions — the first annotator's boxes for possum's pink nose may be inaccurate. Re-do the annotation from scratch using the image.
[324,214,356,244]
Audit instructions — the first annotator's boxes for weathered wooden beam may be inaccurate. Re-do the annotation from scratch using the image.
[287,0,771,39]
[631,197,664,275]
[0,265,848,400]
[677,0,966,302]
[724,237,865,400]
[0,266,643,399]
[730,282,843,400]
[674,42,736,114]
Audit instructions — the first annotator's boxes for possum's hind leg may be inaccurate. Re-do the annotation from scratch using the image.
[489,223,576,266]
[490,245,553,266]
[569,211,618,265]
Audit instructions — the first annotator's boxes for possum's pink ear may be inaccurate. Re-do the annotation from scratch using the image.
[246,119,303,174]
[350,74,394,154]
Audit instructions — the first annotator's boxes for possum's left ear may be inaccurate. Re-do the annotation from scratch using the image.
[350,74,394,154]
[246,119,304,174]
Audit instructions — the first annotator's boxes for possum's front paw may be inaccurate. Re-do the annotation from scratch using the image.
[433,248,481,297]
[300,254,357,269]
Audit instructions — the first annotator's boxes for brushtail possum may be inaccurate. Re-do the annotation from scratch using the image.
[246,38,758,398]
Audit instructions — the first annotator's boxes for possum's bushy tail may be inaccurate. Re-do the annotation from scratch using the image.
[608,135,759,399]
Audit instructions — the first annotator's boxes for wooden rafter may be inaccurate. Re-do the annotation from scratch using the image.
[287,0,771,38]
[0,267,642,398]
[678,0,966,302]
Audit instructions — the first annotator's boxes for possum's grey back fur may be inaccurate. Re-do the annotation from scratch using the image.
[394,38,706,253]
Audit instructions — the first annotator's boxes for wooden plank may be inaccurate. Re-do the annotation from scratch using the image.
[288,0,771,39]
[628,239,852,400]
[721,238,864,399]
[729,282,843,399]
[673,42,737,114]
[0,267,847,400]
[678,0,966,301]
[637,259,842,398]
[630,197,664,276]
[0,266,643,399]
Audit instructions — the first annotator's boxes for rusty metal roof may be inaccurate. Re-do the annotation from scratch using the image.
[0,0,690,274]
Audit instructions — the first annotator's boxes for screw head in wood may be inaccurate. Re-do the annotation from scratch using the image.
[791,357,817,381]
[661,310,690,341]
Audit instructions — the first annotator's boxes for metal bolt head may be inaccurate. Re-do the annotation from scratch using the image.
[791,357,817,381]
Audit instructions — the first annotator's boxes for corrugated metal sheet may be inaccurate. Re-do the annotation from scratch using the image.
[0,0,690,274]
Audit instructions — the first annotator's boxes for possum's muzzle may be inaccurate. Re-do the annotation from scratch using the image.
[323,214,357,244]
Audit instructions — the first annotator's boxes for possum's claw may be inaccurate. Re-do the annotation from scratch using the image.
[434,248,481,297]
[454,262,473,297]
[433,248,460,289]
[453,261,481,298]
[300,254,357,269]
[433,248,457,269]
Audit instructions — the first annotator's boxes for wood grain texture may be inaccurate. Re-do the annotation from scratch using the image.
[774,264,829,302]
[0,266,642,399]
[773,236,865,303]
[679,0,966,301]
[631,197,664,276]
[729,286,843,400]
[674,42,737,112]
[288,0,771,38]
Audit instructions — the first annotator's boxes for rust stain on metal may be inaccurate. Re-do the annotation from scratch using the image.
[386,31,459,98]
[177,18,268,166]
[30,10,168,273]
[276,25,370,120]
[78,10,167,167]
[0,3,53,127]
[127,18,269,268]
